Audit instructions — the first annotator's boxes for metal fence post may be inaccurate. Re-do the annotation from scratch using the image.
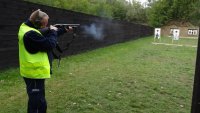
[191,26,200,113]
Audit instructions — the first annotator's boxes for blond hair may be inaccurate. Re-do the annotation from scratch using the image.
[29,9,49,26]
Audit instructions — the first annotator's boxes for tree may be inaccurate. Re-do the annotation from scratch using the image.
[169,0,193,20]
[112,0,128,20]
[189,1,200,26]
[24,0,149,24]
[147,0,195,27]
[147,0,172,27]
[126,0,147,23]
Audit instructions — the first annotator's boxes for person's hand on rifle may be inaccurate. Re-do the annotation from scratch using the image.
[53,24,75,33]
[66,26,73,32]
[50,25,58,31]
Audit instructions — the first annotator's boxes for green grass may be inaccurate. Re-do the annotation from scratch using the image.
[0,36,197,113]
[154,36,198,46]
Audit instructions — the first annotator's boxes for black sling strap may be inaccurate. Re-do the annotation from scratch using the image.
[52,33,77,67]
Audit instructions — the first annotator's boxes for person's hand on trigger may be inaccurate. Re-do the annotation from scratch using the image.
[50,25,58,31]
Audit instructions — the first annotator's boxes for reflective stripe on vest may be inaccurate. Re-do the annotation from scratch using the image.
[18,23,50,78]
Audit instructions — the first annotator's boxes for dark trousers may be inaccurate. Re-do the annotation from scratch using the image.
[23,77,47,113]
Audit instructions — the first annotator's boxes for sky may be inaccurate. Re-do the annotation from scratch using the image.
[126,0,147,5]
[135,0,147,4]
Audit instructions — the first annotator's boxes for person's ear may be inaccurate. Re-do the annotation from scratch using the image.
[34,18,42,28]
[40,17,49,28]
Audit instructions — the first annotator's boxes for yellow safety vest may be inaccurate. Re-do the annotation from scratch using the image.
[18,23,50,79]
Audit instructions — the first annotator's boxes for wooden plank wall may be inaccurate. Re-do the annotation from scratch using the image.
[0,0,153,69]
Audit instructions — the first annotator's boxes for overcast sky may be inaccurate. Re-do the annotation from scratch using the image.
[136,0,147,4]
[126,0,147,4]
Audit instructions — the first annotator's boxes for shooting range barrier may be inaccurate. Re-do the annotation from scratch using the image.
[0,0,153,69]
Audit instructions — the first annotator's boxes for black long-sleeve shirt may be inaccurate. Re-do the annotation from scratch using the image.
[24,20,66,53]
[23,20,66,73]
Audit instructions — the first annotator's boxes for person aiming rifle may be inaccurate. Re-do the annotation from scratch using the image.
[39,23,80,70]
[18,9,78,113]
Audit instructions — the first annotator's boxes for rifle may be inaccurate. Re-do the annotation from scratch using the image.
[39,24,80,67]
[54,24,80,30]
[53,24,80,51]
[54,24,80,27]
[53,24,80,67]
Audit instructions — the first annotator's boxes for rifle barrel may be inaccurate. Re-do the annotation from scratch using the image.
[54,24,80,27]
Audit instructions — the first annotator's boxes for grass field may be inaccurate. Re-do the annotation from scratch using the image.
[0,36,197,113]
[153,36,198,46]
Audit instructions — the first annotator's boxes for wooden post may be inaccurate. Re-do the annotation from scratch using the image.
[191,26,200,113]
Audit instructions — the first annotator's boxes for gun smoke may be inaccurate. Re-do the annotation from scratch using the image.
[82,23,104,40]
